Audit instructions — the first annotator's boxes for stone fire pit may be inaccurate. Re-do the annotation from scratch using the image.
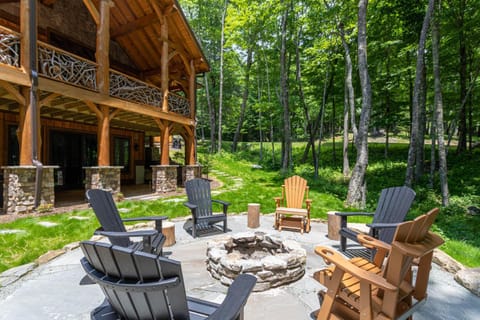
[206,232,307,291]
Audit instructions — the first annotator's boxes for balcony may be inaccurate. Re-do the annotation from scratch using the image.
[0,26,190,118]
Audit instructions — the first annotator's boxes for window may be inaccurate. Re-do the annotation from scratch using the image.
[114,137,130,173]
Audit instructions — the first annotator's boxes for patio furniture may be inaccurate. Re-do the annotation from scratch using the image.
[313,208,444,320]
[336,186,415,251]
[274,175,312,233]
[86,189,167,255]
[184,178,229,238]
[80,240,257,320]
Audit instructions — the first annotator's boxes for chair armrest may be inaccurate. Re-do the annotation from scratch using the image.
[94,229,158,239]
[183,202,197,210]
[306,199,312,211]
[206,274,257,320]
[335,211,374,217]
[314,246,397,292]
[274,197,282,207]
[357,234,391,267]
[367,222,401,229]
[122,216,168,232]
[212,199,230,214]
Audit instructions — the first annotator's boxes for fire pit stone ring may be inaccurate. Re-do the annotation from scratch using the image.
[206,231,307,291]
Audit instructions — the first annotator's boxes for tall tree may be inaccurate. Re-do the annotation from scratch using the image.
[346,0,371,208]
[432,0,449,206]
[405,0,435,187]
[217,0,229,153]
[280,0,292,173]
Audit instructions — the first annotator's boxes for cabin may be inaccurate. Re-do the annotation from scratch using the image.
[0,0,209,215]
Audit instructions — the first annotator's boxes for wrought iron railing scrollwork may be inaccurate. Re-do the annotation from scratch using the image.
[0,28,20,67]
[109,71,163,107]
[168,92,190,117]
[38,44,97,90]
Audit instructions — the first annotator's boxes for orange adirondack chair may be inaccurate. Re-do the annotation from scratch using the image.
[274,175,312,233]
[313,208,444,320]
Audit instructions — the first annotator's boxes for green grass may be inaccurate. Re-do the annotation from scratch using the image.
[1,139,479,273]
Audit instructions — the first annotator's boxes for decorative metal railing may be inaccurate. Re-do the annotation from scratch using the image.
[109,70,163,107]
[168,92,190,117]
[0,26,191,118]
[38,43,97,90]
[0,27,20,67]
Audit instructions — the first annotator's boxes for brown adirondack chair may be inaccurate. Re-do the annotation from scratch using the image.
[274,175,312,233]
[313,208,444,320]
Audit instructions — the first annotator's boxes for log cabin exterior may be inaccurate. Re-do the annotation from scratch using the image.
[0,0,209,214]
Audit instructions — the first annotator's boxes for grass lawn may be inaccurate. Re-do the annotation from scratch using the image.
[0,140,479,273]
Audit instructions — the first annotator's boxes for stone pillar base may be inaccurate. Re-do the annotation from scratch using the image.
[2,166,58,215]
[182,165,202,186]
[84,166,122,195]
[151,165,178,193]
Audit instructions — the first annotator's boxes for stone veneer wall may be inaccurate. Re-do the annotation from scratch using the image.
[2,166,57,215]
[151,165,178,193]
[181,165,202,186]
[84,167,122,194]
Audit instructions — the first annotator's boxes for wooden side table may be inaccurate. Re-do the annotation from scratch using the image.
[162,221,176,247]
[247,203,260,228]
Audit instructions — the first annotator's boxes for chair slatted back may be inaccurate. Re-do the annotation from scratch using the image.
[185,178,213,222]
[380,208,443,318]
[371,186,416,244]
[86,189,130,248]
[80,241,190,320]
[283,175,308,209]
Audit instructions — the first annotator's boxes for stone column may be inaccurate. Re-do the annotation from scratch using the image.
[2,166,58,215]
[84,166,122,195]
[151,165,178,193]
[182,164,202,186]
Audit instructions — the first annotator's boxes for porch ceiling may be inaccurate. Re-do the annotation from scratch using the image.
[96,0,209,89]
[0,85,187,137]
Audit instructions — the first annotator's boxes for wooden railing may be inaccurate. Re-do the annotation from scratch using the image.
[38,42,98,91]
[0,25,190,117]
[0,26,20,67]
[109,70,162,107]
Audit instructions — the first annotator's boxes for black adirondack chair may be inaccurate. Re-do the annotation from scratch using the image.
[336,186,416,251]
[86,189,167,255]
[183,178,229,238]
[80,241,257,320]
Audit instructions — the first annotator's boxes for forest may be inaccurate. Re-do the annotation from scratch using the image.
[179,0,480,208]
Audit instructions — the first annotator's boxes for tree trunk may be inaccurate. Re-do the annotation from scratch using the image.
[204,73,216,153]
[280,0,292,173]
[346,0,371,208]
[432,2,449,206]
[456,0,467,153]
[405,0,434,187]
[296,27,317,172]
[217,0,229,153]
[342,75,350,177]
[338,24,358,143]
[232,46,253,152]
[315,69,329,176]
[415,63,427,181]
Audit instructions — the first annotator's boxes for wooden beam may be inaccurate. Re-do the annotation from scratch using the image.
[110,13,158,38]
[84,100,102,119]
[39,92,59,107]
[0,80,25,105]
[96,0,113,95]
[38,77,194,125]
[82,0,100,25]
